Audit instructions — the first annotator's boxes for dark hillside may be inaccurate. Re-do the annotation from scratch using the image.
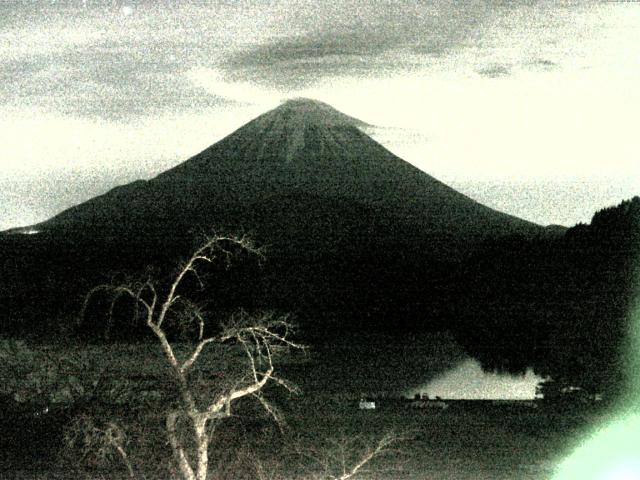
[452,196,640,398]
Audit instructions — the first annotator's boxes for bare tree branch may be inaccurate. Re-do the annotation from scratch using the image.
[180,337,218,374]
[332,432,400,480]
[80,234,302,480]
[251,392,288,434]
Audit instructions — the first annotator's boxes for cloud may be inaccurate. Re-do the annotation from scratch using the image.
[185,68,285,106]
[3,0,496,119]
[477,63,512,78]
[0,40,237,119]
[224,31,393,76]
[220,2,495,88]
[477,58,560,79]
[0,0,590,119]
[0,2,287,118]
[530,58,558,70]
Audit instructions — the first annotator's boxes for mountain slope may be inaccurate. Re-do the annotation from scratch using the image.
[37,99,541,255]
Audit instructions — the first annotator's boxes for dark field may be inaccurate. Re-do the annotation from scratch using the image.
[280,399,606,480]
[0,356,610,480]
[0,335,614,479]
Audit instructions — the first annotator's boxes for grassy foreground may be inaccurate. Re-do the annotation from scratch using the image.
[0,339,610,479]
[0,398,610,479]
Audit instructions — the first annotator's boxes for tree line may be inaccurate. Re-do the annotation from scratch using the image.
[452,196,640,398]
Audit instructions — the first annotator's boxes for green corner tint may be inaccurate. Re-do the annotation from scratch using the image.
[554,262,640,479]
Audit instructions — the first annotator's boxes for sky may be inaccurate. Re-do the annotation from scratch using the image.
[1,0,639,230]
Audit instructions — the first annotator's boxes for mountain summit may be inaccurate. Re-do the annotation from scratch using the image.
[242,98,368,163]
[258,98,369,128]
[165,97,370,167]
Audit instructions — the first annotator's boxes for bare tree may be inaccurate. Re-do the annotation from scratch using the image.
[292,431,408,480]
[70,234,410,480]
[82,235,304,480]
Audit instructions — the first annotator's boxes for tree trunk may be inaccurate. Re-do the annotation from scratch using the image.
[194,416,210,480]
[167,411,196,480]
